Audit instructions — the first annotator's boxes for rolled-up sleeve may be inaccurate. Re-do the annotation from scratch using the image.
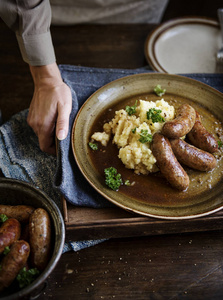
[0,0,56,66]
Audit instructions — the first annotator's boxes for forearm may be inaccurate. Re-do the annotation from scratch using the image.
[30,63,63,87]
[0,0,55,66]
[0,1,72,154]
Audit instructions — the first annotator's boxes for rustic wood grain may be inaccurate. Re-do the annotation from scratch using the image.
[64,202,223,241]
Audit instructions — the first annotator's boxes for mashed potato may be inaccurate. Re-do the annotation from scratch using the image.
[138,99,175,133]
[91,99,175,175]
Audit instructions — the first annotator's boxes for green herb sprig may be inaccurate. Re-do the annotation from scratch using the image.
[154,85,166,97]
[3,246,10,255]
[218,141,223,148]
[16,267,40,289]
[125,101,138,116]
[138,129,152,143]
[147,108,165,123]
[88,142,98,150]
[104,167,122,191]
[124,180,131,186]
[0,214,8,223]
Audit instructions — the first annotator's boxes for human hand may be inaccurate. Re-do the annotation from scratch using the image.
[27,63,72,155]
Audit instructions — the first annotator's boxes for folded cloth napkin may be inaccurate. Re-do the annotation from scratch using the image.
[0,66,222,252]
[54,65,156,208]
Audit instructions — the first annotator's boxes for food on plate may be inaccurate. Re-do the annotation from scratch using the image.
[161,103,196,138]
[0,205,52,292]
[151,133,190,191]
[104,167,123,191]
[0,240,30,291]
[0,205,35,223]
[187,111,219,153]
[0,218,21,254]
[88,142,98,150]
[90,91,221,192]
[154,84,166,97]
[137,98,174,133]
[170,138,217,172]
[91,99,175,175]
[29,208,51,271]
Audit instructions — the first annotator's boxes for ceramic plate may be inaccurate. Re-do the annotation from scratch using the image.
[72,73,223,219]
[145,17,221,73]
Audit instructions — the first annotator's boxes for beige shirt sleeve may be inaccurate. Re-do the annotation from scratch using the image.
[0,0,56,66]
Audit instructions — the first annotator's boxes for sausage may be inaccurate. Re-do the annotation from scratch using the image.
[0,240,30,291]
[29,208,51,271]
[0,205,35,223]
[170,138,217,172]
[151,133,189,191]
[0,218,21,254]
[161,104,196,138]
[187,111,219,153]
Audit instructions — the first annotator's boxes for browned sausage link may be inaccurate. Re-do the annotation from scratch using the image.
[0,205,35,223]
[0,240,30,291]
[0,219,21,254]
[151,133,189,191]
[170,138,217,172]
[29,208,51,271]
[187,111,219,153]
[162,104,196,138]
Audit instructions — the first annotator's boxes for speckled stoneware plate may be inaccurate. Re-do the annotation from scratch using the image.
[145,17,221,73]
[72,73,223,219]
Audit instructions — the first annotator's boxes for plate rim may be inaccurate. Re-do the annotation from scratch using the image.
[71,72,223,220]
[144,16,220,73]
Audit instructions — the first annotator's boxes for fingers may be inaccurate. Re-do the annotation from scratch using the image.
[27,82,72,155]
[56,89,72,141]
[28,110,57,156]
[38,121,57,156]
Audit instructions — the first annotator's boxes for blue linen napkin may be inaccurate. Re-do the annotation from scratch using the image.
[54,65,156,208]
[0,66,222,252]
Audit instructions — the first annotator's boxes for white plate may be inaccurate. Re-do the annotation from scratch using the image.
[145,17,221,74]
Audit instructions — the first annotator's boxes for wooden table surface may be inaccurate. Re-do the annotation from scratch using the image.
[1,1,223,299]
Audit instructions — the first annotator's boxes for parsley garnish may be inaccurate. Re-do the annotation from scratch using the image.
[125,101,138,116]
[147,108,165,123]
[88,142,98,150]
[16,267,40,289]
[3,246,10,255]
[154,85,166,97]
[124,180,131,186]
[138,129,152,143]
[218,141,223,148]
[132,127,136,134]
[104,167,122,191]
[0,214,8,223]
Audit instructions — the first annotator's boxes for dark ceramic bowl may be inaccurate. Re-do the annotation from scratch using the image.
[0,178,65,300]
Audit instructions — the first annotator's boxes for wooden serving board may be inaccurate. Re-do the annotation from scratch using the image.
[62,198,223,241]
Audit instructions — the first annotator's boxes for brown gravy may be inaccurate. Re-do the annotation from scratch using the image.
[88,93,223,208]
